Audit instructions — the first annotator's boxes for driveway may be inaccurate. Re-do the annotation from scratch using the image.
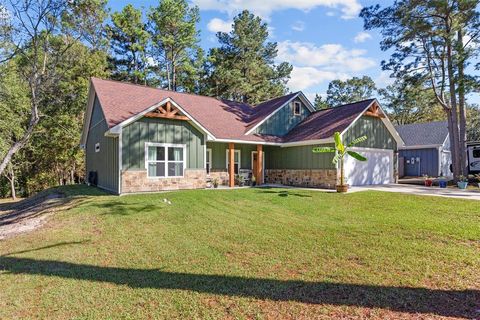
[351,184,480,201]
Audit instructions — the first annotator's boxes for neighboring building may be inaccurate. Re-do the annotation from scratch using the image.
[467,142,480,174]
[396,121,452,178]
[80,78,403,194]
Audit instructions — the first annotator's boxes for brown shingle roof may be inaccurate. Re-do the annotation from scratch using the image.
[90,78,376,144]
[284,99,375,142]
[91,78,297,142]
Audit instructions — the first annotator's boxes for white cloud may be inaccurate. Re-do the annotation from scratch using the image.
[375,71,395,88]
[277,41,376,71]
[288,67,349,92]
[353,31,372,43]
[192,0,362,20]
[291,20,305,32]
[207,18,232,33]
[276,40,376,91]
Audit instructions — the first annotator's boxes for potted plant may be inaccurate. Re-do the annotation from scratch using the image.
[212,178,219,189]
[313,132,367,193]
[235,175,245,187]
[473,174,480,188]
[438,176,448,188]
[423,174,433,187]
[457,175,468,189]
[251,175,256,187]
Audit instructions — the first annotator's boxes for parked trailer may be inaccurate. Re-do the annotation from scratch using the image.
[467,142,480,174]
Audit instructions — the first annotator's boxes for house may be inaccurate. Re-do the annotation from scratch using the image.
[80,78,403,194]
[395,121,452,178]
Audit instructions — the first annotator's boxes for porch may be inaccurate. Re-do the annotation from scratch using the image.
[206,142,264,187]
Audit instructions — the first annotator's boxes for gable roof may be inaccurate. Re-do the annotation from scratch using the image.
[395,121,449,147]
[284,99,375,143]
[83,78,401,147]
[89,78,301,143]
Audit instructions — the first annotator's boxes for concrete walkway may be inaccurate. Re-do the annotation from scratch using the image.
[350,184,480,201]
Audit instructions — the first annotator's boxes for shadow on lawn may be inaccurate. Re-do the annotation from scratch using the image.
[256,189,312,198]
[0,256,478,318]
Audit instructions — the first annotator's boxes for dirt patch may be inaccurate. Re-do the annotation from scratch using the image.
[0,193,67,240]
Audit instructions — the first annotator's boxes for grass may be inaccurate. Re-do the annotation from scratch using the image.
[0,185,479,319]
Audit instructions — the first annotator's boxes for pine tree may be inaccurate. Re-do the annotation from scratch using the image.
[107,4,150,84]
[148,0,200,91]
[204,10,292,104]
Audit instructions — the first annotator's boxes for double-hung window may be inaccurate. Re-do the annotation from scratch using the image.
[225,149,241,175]
[206,148,212,174]
[146,143,185,178]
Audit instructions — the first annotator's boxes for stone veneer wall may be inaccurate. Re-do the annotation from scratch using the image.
[265,169,337,189]
[121,169,206,193]
[208,169,230,185]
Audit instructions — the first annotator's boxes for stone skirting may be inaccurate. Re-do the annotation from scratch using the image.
[208,169,230,186]
[265,169,337,189]
[121,169,206,193]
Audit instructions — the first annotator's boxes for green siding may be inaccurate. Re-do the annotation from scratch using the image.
[85,96,119,193]
[122,117,205,170]
[207,142,256,170]
[264,144,336,170]
[254,97,311,136]
[343,116,397,150]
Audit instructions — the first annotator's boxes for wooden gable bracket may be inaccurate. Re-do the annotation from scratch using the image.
[145,101,189,121]
[364,102,386,118]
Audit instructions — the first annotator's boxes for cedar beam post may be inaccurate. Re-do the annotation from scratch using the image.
[229,143,235,187]
[257,144,263,185]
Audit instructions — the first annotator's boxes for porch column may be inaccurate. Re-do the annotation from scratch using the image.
[228,143,235,187]
[257,144,263,185]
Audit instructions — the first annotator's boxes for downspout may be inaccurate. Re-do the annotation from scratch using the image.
[118,130,122,195]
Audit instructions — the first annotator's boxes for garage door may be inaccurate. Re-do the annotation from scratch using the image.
[344,148,393,186]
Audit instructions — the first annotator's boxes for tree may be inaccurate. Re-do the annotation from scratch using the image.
[378,78,444,125]
[0,0,104,177]
[467,104,480,141]
[313,94,329,110]
[313,132,367,192]
[326,76,377,106]
[204,10,292,104]
[361,1,480,178]
[148,0,200,91]
[107,4,150,84]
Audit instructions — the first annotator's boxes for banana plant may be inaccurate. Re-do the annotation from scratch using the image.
[312,132,367,187]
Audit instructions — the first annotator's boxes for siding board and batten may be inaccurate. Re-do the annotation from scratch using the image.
[85,96,119,193]
[343,116,397,150]
[254,98,311,136]
[122,117,205,170]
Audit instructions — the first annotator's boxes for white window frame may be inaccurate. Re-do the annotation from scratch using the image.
[206,148,212,174]
[293,101,301,116]
[145,143,186,178]
[225,149,241,174]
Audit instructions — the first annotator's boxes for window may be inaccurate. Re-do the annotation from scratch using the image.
[146,143,185,178]
[293,101,301,116]
[225,149,241,175]
[473,149,480,158]
[95,143,100,153]
[206,148,212,174]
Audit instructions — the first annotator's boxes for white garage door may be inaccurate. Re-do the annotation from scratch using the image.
[344,148,393,186]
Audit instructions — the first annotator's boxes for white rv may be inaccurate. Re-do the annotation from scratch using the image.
[467,142,480,174]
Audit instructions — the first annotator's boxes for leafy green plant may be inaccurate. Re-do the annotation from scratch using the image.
[313,132,367,187]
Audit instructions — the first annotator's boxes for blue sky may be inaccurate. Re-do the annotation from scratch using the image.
[110,0,479,104]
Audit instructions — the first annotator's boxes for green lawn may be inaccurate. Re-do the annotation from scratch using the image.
[0,186,479,319]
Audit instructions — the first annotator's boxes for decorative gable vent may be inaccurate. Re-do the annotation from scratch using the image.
[145,101,189,121]
[364,102,385,118]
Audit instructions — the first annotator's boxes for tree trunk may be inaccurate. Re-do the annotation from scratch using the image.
[446,36,461,180]
[457,29,468,175]
[8,167,16,201]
